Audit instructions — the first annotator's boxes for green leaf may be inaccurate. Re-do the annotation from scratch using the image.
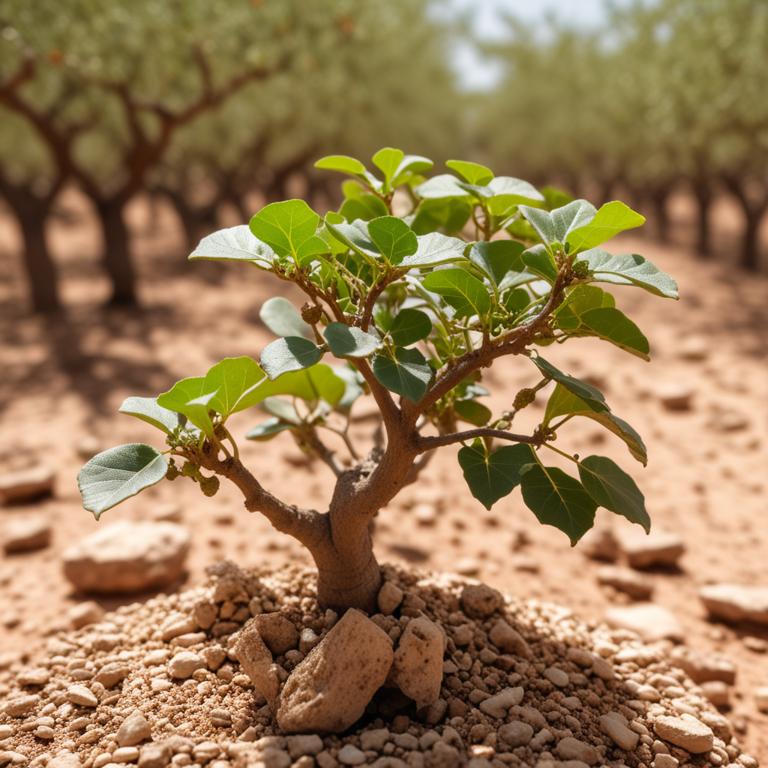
[415,174,472,200]
[260,297,312,339]
[314,154,368,177]
[119,396,182,434]
[373,347,433,402]
[367,216,418,264]
[157,378,219,435]
[410,198,473,235]
[521,463,597,544]
[372,147,405,191]
[323,323,380,357]
[574,249,679,299]
[446,159,494,185]
[422,268,491,318]
[544,384,647,465]
[250,200,327,264]
[391,154,434,186]
[486,177,545,215]
[531,356,609,413]
[252,364,346,406]
[521,245,558,282]
[324,217,378,259]
[578,456,650,533]
[458,442,533,510]
[389,308,432,346]
[579,307,650,359]
[454,399,492,426]
[245,418,295,441]
[400,233,468,267]
[339,194,389,222]
[78,444,168,520]
[519,200,596,246]
[566,201,645,253]
[469,241,524,285]
[204,356,267,417]
[189,225,276,268]
[261,337,323,379]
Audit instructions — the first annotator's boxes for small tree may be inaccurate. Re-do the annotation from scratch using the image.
[77,148,678,612]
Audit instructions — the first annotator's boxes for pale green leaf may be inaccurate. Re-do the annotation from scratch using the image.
[78,444,168,519]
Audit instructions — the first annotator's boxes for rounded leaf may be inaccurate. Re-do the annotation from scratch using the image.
[78,444,168,519]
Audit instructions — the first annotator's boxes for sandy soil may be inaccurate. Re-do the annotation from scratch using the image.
[0,191,766,758]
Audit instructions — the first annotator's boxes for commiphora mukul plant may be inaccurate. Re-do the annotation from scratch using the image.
[78,148,678,612]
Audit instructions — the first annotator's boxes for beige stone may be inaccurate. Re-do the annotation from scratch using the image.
[699,584,768,626]
[234,621,280,708]
[252,613,299,655]
[277,608,393,733]
[605,603,683,642]
[389,616,444,708]
[654,714,713,754]
[63,521,190,593]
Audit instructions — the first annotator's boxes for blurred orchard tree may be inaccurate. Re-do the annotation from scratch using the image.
[481,0,768,270]
[0,0,462,312]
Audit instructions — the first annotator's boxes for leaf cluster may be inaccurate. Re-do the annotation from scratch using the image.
[78,148,677,545]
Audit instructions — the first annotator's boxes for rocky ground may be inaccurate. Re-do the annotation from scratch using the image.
[0,563,756,767]
[0,193,766,761]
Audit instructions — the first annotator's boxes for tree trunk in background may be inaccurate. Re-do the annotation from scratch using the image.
[651,189,671,242]
[95,197,137,306]
[17,203,61,313]
[741,208,763,272]
[692,183,713,258]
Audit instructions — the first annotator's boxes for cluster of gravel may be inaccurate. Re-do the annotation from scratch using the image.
[0,562,758,768]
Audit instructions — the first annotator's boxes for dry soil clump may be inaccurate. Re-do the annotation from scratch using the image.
[0,563,758,768]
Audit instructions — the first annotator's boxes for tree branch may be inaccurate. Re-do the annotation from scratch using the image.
[296,427,345,478]
[415,428,542,453]
[403,269,571,424]
[197,444,327,551]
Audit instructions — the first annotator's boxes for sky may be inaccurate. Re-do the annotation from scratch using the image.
[449,0,625,89]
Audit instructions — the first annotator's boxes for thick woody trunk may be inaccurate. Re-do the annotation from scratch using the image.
[310,503,382,612]
[313,537,382,613]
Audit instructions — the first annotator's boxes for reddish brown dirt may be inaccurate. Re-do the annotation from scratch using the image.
[0,191,766,758]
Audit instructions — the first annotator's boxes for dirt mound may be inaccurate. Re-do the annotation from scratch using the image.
[0,563,757,768]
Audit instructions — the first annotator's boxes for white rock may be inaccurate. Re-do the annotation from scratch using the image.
[285,735,323,759]
[3,516,51,553]
[605,603,683,642]
[478,686,524,718]
[555,736,598,765]
[168,651,204,680]
[277,608,393,733]
[597,565,654,599]
[68,601,105,629]
[488,620,531,658]
[63,521,190,593]
[654,714,713,754]
[619,529,685,569]
[67,684,98,707]
[389,616,444,708]
[579,526,620,562]
[116,710,151,746]
[599,713,639,750]
[377,581,404,615]
[543,666,569,687]
[0,466,54,505]
[337,745,366,765]
[699,584,768,626]
[656,383,694,412]
[755,686,768,713]
[233,621,280,708]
